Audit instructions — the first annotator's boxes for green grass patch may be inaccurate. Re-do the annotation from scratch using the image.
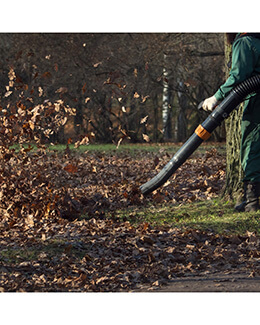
[47,142,226,156]
[11,142,226,158]
[46,143,183,155]
[0,246,39,264]
[109,198,260,235]
[0,239,87,265]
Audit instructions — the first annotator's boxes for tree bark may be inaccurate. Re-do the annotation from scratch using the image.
[224,36,244,199]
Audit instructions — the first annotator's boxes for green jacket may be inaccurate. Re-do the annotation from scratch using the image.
[214,33,260,101]
[215,33,260,182]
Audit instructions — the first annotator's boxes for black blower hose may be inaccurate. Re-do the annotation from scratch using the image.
[140,74,260,195]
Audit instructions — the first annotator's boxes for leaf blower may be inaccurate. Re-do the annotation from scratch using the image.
[140,74,260,195]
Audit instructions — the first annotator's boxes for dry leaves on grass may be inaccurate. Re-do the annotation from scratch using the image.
[0,136,229,292]
[1,218,260,292]
[0,146,226,223]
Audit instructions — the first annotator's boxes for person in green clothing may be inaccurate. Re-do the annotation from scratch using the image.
[202,33,260,212]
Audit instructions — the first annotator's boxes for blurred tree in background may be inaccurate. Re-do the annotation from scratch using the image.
[0,33,224,144]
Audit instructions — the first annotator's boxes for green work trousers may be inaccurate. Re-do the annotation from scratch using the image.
[241,94,260,182]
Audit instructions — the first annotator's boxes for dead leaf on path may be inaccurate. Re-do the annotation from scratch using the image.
[64,164,78,174]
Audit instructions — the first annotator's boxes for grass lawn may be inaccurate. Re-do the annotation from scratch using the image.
[14,141,226,156]
[105,198,260,236]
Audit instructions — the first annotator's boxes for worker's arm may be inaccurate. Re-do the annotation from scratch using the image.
[214,36,259,101]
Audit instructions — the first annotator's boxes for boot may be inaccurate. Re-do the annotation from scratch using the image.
[234,182,248,212]
[234,182,260,212]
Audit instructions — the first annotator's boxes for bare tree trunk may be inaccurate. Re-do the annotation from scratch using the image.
[152,94,159,142]
[223,36,244,199]
[175,80,187,142]
[162,54,172,140]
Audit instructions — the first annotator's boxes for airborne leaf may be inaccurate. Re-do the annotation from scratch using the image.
[142,134,150,142]
[4,91,12,97]
[140,115,148,124]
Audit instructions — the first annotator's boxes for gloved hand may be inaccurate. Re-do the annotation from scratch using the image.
[202,95,218,111]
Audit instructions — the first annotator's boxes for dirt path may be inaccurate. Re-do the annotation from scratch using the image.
[154,270,260,292]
